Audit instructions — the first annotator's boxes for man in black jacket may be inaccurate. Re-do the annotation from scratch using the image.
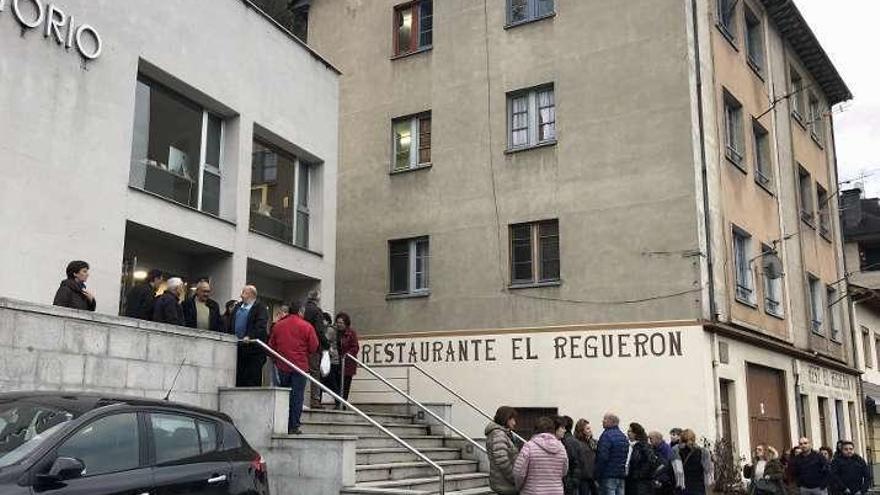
[558,416,584,495]
[830,441,871,495]
[125,269,163,320]
[182,281,222,332]
[793,437,831,495]
[152,277,184,326]
[229,285,269,387]
[303,290,329,408]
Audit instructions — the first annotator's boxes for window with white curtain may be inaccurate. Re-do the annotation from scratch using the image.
[508,85,556,150]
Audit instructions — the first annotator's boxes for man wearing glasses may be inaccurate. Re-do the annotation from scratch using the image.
[792,437,831,495]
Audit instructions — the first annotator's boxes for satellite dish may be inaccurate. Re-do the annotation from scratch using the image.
[763,252,784,279]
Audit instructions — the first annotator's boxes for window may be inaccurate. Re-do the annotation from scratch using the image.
[510,220,560,286]
[790,68,805,121]
[389,237,429,295]
[818,397,829,447]
[848,402,858,449]
[753,120,772,188]
[57,413,139,477]
[762,244,783,317]
[798,394,809,437]
[130,77,223,215]
[809,93,824,144]
[717,0,738,41]
[250,140,316,248]
[798,166,814,224]
[808,274,824,335]
[835,400,846,442]
[151,414,217,464]
[817,184,831,238]
[863,327,873,368]
[392,113,431,171]
[394,0,432,56]
[744,6,764,73]
[508,85,556,150]
[723,91,744,168]
[507,0,555,25]
[719,380,733,441]
[733,228,755,305]
[827,286,841,342]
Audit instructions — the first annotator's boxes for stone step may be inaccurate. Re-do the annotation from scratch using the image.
[356,447,461,465]
[340,485,494,495]
[300,420,430,436]
[356,459,479,483]
[302,407,415,425]
[345,472,490,494]
[353,402,449,417]
[356,435,449,450]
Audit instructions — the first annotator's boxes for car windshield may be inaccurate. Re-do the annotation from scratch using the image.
[0,400,77,468]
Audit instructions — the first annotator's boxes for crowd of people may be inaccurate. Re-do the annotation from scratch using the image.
[52,260,360,435]
[486,408,872,495]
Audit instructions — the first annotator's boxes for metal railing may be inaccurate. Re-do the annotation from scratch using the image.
[247,339,447,494]
[341,353,487,456]
[342,354,526,444]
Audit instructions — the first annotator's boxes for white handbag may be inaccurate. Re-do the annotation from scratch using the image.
[319,350,331,377]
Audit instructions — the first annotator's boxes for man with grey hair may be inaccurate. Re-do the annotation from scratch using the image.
[153,277,184,326]
[183,280,222,332]
[596,413,629,495]
[303,289,330,408]
[230,284,269,386]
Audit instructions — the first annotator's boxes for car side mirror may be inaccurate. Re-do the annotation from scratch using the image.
[40,457,85,482]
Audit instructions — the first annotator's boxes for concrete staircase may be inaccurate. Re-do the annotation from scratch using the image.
[219,388,491,495]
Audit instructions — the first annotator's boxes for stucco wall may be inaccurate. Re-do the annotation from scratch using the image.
[0,298,237,409]
[0,0,338,314]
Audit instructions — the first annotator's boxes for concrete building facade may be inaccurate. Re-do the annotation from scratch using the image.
[308,0,858,452]
[0,0,339,316]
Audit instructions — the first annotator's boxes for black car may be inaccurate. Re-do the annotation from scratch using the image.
[0,392,269,495]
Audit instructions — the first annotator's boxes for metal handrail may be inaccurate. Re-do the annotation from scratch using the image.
[247,339,446,494]
[341,353,487,455]
[342,355,527,444]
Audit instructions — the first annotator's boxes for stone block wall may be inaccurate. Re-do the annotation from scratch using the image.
[0,298,237,409]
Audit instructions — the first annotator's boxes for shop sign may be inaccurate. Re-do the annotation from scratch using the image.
[361,330,685,365]
[805,364,852,391]
[1,0,102,60]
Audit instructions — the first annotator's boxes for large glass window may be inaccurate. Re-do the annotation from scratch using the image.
[57,414,140,477]
[507,0,555,25]
[392,113,431,172]
[510,220,560,286]
[389,237,430,295]
[150,414,217,464]
[394,0,432,56]
[130,77,223,215]
[250,140,315,249]
[507,85,556,150]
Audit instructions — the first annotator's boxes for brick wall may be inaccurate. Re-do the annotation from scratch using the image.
[0,298,237,409]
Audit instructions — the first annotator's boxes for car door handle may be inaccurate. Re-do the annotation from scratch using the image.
[207,474,227,484]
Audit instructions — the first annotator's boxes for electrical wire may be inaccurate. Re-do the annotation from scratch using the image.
[509,286,705,306]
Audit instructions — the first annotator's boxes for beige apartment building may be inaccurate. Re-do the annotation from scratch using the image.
[307,0,857,452]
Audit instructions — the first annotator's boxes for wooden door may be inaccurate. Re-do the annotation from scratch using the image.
[747,364,791,453]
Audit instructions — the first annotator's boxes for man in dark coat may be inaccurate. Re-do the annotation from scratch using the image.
[125,269,163,320]
[596,413,629,495]
[152,277,184,326]
[53,260,96,311]
[303,290,330,408]
[830,441,871,495]
[559,416,585,495]
[182,280,222,332]
[229,285,269,387]
[792,437,830,495]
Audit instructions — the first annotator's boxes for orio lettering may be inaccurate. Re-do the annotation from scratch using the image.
[1,0,102,60]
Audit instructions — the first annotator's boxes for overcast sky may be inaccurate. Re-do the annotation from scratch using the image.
[795,0,880,196]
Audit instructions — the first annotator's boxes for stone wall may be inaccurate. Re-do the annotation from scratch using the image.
[0,298,237,409]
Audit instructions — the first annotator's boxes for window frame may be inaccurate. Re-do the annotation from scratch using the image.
[790,68,806,123]
[798,166,814,226]
[509,219,561,287]
[723,90,745,170]
[816,184,831,240]
[388,237,430,297]
[716,0,738,45]
[762,243,783,318]
[808,274,824,335]
[393,0,433,57]
[808,92,824,145]
[391,112,432,173]
[507,84,556,152]
[733,226,756,306]
[506,0,556,27]
[826,285,841,343]
[744,5,765,76]
[752,119,772,190]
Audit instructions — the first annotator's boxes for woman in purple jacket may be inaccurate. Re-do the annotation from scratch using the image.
[514,416,569,495]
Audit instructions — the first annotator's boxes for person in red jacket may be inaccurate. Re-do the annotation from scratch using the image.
[269,300,319,434]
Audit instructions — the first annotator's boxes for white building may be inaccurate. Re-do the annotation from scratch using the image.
[0,0,339,314]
